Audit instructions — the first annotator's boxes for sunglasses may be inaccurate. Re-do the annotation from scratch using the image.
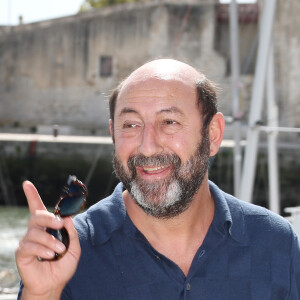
[44,175,88,261]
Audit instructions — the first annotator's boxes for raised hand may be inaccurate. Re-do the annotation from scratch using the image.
[15,181,81,300]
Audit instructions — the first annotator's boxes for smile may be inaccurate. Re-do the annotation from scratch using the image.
[143,165,169,172]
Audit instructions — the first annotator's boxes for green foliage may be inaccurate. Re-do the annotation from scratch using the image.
[79,0,144,12]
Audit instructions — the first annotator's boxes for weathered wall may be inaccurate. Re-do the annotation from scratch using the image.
[0,0,299,136]
[0,2,227,134]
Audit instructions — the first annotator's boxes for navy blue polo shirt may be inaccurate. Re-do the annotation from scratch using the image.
[58,181,300,299]
[17,181,300,299]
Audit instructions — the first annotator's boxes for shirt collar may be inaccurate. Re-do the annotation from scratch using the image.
[86,181,249,246]
[209,180,249,245]
[86,182,127,246]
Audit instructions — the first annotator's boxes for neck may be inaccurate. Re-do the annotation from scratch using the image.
[123,179,214,276]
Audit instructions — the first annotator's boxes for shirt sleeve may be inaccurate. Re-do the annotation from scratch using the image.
[61,284,73,300]
[289,227,300,299]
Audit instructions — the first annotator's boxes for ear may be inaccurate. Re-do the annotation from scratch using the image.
[208,112,225,157]
[109,119,115,143]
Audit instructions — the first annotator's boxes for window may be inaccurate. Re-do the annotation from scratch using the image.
[99,56,113,77]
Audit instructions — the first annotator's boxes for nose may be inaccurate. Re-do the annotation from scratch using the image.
[138,124,164,157]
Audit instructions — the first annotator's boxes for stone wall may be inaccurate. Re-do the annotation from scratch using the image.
[0,2,228,135]
[0,0,299,137]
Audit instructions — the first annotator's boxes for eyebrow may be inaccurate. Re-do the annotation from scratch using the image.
[157,106,184,116]
[118,106,185,118]
[118,107,138,117]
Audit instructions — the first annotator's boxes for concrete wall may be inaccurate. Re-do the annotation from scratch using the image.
[0,2,227,135]
[0,0,299,137]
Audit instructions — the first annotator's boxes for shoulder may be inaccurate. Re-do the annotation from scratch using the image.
[228,192,291,233]
[209,180,295,246]
[225,190,296,253]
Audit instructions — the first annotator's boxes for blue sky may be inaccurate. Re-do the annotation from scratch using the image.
[0,0,257,26]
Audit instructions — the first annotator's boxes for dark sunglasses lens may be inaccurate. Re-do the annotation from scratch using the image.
[42,176,87,261]
[58,193,86,217]
[56,177,87,217]
[68,183,87,195]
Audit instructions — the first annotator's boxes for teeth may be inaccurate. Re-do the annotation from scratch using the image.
[143,165,169,172]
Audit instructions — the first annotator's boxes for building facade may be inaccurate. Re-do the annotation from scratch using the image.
[0,1,260,136]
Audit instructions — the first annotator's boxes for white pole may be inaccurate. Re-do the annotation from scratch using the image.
[230,0,242,197]
[266,39,280,214]
[240,0,277,203]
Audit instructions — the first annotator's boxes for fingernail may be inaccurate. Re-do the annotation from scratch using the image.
[45,249,54,258]
[52,215,62,225]
[56,242,66,253]
[22,180,30,187]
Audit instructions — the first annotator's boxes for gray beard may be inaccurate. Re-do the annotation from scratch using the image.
[113,133,210,219]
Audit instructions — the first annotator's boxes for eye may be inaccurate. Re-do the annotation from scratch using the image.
[161,119,181,134]
[123,122,140,129]
[163,120,178,125]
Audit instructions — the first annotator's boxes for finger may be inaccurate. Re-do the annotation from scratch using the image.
[26,227,66,254]
[16,239,56,261]
[23,181,47,214]
[28,210,64,230]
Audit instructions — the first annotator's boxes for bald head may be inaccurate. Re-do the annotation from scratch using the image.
[109,59,218,132]
[122,59,203,85]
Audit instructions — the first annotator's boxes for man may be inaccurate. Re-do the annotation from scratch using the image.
[16,59,300,299]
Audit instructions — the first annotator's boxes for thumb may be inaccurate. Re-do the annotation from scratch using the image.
[23,181,47,214]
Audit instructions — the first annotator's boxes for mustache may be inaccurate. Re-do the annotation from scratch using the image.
[128,153,181,172]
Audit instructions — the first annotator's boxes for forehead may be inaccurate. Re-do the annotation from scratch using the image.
[115,76,198,116]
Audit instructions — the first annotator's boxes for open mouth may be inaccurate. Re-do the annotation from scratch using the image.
[136,164,172,177]
[143,165,170,173]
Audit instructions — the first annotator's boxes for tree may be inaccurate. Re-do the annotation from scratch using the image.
[79,0,145,12]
